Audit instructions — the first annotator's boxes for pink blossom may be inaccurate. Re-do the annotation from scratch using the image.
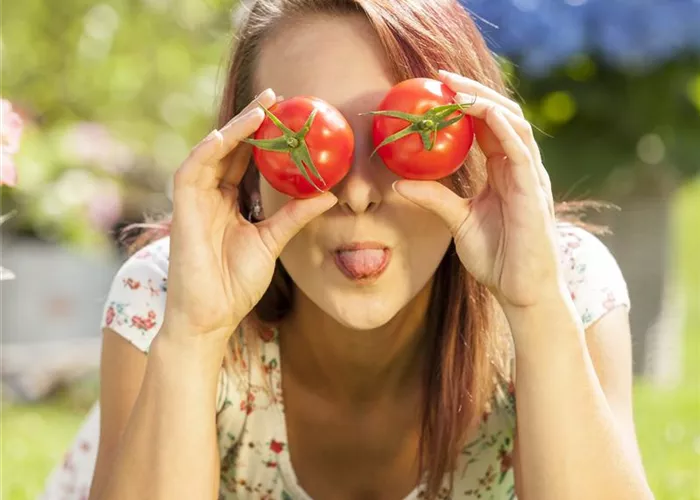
[1,99,24,154]
[1,152,17,187]
[1,99,24,186]
[61,122,134,174]
[87,179,123,231]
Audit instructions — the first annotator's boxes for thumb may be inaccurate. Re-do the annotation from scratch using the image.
[392,180,471,236]
[257,192,338,257]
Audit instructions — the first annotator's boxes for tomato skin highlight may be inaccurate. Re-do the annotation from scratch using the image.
[371,78,475,180]
[252,96,354,199]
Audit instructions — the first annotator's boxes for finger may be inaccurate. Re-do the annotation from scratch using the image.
[455,95,531,165]
[537,160,555,217]
[174,128,227,190]
[438,69,524,117]
[257,192,338,258]
[221,93,285,188]
[174,90,276,191]
[219,142,254,190]
[392,180,471,237]
[175,110,263,191]
[236,88,277,118]
[483,107,539,193]
[455,93,553,213]
[215,89,277,161]
[455,93,540,163]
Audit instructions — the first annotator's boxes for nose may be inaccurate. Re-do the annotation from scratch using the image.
[333,138,383,215]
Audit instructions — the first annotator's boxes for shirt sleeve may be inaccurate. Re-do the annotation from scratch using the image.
[99,236,170,354]
[557,223,631,329]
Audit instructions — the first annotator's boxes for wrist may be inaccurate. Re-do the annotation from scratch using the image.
[500,280,584,347]
[151,325,229,380]
[497,274,570,319]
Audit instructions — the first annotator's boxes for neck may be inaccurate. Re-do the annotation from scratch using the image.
[279,282,434,406]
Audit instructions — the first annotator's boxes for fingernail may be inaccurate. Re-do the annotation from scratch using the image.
[252,89,271,104]
[392,180,400,194]
[244,106,264,119]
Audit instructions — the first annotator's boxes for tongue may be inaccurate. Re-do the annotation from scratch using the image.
[336,249,386,279]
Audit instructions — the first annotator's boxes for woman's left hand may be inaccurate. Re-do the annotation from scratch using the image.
[393,69,562,310]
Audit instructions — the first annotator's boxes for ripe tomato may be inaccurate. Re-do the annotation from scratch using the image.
[247,96,354,199]
[370,78,475,180]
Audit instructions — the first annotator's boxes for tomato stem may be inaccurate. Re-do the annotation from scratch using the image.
[243,103,325,192]
[365,99,473,156]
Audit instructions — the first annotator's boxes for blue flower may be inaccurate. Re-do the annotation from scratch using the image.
[462,0,700,74]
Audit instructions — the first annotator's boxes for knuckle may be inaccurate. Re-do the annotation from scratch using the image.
[183,148,203,169]
[452,211,471,240]
[522,121,535,140]
[284,202,307,228]
[485,104,500,121]
[258,226,281,259]
[173,165,190,187]
[543,173,552,190]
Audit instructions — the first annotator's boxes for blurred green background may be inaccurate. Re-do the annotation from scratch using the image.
[1,0,699,499]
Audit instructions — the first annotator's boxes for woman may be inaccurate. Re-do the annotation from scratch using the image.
[42,0,654,499]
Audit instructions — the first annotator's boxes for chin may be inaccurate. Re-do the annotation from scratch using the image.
[323,288,408,330]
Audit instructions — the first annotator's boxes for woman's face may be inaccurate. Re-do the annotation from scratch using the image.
[255,14,452,330]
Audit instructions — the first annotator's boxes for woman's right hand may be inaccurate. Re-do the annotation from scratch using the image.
[161,88,337,344]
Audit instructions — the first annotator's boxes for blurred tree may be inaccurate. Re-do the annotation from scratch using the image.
[2,0,240,249]
[510,55,699,198]
[463,0,700,196]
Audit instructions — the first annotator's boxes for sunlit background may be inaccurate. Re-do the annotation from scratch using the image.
[1,0,699,499]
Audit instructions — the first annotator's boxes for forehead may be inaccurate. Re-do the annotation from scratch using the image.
[254,14,395,110]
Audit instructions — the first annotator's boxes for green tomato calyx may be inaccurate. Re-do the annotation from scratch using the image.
[243,101,325,192]
[365,98,474,156]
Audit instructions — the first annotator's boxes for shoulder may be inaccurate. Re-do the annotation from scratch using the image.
[100,236,171,353]
[555,222,630,329]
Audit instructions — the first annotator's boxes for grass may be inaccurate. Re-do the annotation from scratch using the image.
[632,178,700,500]
[1,399,90,500]
[2,179,700,500]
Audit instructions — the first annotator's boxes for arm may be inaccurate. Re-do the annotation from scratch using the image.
[89,328,226,500]
[88,86,333,500]
[509,297,653,500]
[86,247,228,500]
[392,70,654,500]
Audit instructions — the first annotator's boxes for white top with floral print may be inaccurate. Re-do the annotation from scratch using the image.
[41,223,630,500]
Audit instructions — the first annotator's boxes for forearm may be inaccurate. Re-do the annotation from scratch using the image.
[94,331,226,500]
[506,291,652,500]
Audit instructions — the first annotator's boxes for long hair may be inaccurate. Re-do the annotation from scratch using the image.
[122,0,602,497]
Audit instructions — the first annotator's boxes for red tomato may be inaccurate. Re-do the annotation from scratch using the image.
[371,78,475,180]
[249,96,354,199]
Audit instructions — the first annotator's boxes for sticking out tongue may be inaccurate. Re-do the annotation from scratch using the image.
[334,249,388,280]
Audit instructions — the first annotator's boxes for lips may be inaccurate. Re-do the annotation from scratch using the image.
[332,243,391,282]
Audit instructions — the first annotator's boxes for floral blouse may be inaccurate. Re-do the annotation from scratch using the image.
[41,223,630,500]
